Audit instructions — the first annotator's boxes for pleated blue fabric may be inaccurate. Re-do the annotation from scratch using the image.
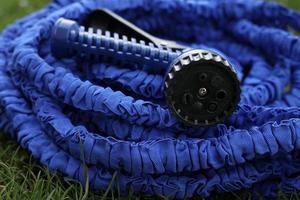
[1,0,300,198]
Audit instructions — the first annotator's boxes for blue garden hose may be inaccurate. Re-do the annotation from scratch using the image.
[1,0,300,198]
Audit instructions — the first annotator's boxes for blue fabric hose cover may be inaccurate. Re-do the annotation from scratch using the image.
[2,0,300,198]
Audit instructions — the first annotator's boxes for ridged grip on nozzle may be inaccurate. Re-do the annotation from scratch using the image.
[51,18,180,73]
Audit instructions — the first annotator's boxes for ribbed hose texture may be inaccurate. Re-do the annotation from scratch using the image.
[1,0,300,198]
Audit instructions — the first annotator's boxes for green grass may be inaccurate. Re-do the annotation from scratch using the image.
[276,0,300,10]
[0,0,300,200]
[0,0,51,30]
[0,135,91,200]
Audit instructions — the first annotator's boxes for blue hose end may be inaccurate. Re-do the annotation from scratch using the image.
[51,18,79,58]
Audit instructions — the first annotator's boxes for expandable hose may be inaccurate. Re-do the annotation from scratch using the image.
[1,0,300,198]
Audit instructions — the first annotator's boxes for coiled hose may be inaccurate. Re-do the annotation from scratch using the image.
[1,0,300,198]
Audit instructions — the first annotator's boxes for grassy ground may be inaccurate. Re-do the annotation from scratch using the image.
[0,0,300,200]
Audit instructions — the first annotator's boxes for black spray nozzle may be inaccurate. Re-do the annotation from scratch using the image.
[50,10,241,127]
